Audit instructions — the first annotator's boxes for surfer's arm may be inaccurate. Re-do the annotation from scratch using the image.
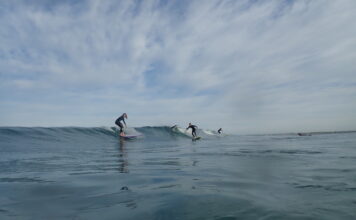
[123,119,126,127]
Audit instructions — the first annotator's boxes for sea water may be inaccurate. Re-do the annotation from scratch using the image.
[0,127,356,220]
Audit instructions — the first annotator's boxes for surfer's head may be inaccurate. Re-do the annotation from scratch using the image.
[189,123,192,126]
[124,113,128,119]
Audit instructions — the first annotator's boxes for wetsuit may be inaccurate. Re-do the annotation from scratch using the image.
[186,125,197,137]
[218,128,222,134]
[115,114,126,133]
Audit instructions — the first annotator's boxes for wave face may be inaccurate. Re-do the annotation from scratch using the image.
[0,127,117,142]
[0,126,223,143]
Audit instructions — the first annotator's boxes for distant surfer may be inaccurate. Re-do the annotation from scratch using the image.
[218,128,222,134]
[186,123,198,138]
[115,113,127,136]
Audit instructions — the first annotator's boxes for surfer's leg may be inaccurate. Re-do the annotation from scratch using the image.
[118,122,124,134]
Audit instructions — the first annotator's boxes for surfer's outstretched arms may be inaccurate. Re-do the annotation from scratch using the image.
[186,123,198,137]
[115,113,128,136]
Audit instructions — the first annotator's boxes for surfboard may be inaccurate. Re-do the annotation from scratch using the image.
[192,136,201,141]
[120,134,138,140]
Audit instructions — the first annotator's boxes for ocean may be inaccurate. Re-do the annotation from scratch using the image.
[0,126,356,220]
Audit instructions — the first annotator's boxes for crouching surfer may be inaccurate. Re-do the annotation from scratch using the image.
[115,113,128,136]
[218,128,222,134]
[186,123,198,138]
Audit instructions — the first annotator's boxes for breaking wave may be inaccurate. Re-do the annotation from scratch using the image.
[0,126,224,142]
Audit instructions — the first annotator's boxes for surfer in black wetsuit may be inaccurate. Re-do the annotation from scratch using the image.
[186,123,198,138]
[218,128,222,134]
[115,113,127,136]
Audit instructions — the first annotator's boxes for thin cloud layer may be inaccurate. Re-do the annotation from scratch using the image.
[0,0,355,133]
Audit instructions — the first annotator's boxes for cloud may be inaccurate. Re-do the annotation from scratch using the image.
[0,0,356,133]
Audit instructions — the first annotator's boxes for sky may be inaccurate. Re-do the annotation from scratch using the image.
[0,0,356,134]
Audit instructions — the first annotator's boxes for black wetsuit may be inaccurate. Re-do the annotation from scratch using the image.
[115,115,126,133]
[218,128,222,134]
[187,125,198,137]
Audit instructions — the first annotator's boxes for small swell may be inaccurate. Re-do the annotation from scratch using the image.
[292,183,356,192]
[0,177,52,183]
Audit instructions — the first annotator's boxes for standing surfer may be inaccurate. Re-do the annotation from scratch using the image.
[186,123,198,138]
[115,113,128,136]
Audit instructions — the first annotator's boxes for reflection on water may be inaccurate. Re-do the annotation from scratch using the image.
[118,138,129,173]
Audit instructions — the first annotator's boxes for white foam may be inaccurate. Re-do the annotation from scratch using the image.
[173,127,192,137]
[203,130,217,135]
[124,127,142,136]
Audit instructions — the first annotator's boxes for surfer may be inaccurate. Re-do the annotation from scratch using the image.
[186,123,198,138]
[218,128,222,134]
[115,113,127,136]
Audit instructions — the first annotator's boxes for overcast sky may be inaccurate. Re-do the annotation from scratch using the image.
[0,0,355,134]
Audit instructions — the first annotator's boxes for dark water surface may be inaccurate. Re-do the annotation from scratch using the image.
[0,127,356,219]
